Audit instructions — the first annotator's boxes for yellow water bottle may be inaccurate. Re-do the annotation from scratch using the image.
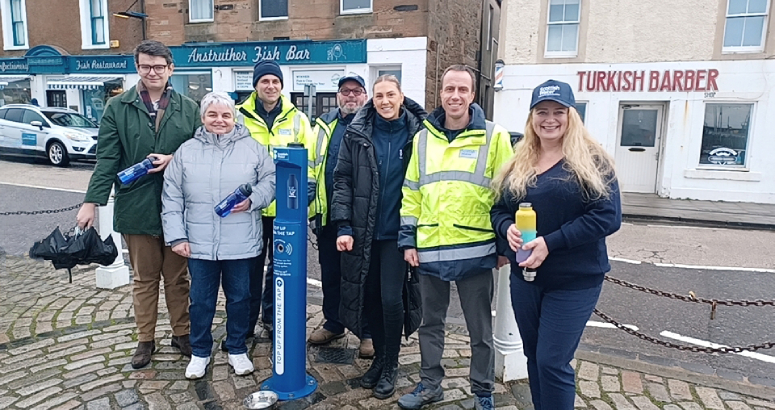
[516,202,537,281]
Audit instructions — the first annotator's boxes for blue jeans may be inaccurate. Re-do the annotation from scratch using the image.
[510,275,602,410]
[188,257,253,357]
[249,217,274,332]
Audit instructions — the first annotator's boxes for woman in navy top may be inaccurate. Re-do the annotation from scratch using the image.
[490,79,622,410]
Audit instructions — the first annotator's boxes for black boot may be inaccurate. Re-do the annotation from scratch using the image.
[373,357,399,399]
[359,353,385,389]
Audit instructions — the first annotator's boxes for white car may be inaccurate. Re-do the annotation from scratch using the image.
[0,104,99,166]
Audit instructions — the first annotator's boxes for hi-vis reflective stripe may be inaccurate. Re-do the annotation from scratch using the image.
[416,121,496,189]
[293,114,301,143]
[418,242,496,263]
[311,125,328,168]
[401,216,418,227]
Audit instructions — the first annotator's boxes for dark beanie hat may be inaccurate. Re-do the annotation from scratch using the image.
[253,60,283,87]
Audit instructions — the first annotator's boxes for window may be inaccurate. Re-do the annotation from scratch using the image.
[1,0,28,50]
[260,0,288,20]
[170,72,213,104]
[723,0,769,52]
[545,0,580,58]
[80,0,109,49]
[341,0,371,14]
[189,0,214,22]
[700,104,752,167]
[575,102,587,123]
[487,5,494,51]
[4,108,24,123]
[377,68,402,82]
[90,0,105,44]
[22,109,46,126]
[291,92,337,122]
[0,78,30,106]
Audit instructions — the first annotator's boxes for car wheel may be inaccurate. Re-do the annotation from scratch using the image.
[47,141,70,167]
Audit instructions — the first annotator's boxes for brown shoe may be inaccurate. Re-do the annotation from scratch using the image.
[131,341,155,369]
[359,338,375,359]
[308,328,345,345]
[171,334,192,357]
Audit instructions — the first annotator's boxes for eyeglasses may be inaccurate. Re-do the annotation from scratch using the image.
[339,88,365,96]
[138,64,169,74]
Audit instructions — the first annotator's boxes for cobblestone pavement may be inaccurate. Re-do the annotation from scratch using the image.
[2,256,774,410]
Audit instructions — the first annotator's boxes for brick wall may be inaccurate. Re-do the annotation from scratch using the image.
[0,0,142,57]
[424,0,482,108]
[146,0,429,44]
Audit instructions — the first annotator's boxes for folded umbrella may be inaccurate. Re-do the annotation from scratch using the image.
[30,226,119,283]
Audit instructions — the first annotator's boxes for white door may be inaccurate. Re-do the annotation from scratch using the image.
[615,104,664,193]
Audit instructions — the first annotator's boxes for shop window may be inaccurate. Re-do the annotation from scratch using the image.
[545,0,580,58]
[171,72,213,104]
[0,78,31,106]
[189,0,214,22]
[291,92,337,122]
[575,102,587,123]
[341,0,371,15]
[260,0,288,20]
[79,0,109,49]
[700,103,752,167]
[723,0,769,52]
[1,0,28,50]
[376,68,402,83]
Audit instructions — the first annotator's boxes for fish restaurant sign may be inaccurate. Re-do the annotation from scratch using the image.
[171,40,367,68]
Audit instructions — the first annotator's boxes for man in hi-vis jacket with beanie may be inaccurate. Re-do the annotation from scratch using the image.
[397,65,513,410]
[235,59,315,340]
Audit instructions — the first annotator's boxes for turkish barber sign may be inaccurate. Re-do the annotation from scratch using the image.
[578,69,719,92]
[171,40,367,68]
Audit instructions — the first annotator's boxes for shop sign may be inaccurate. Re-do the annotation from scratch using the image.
[292,70,343,92]
[0,59,28,73]
[70,56,135,74]
[708,147,739,165]
[235,71,253,91]
[578,69,719,92]
[171,40,367,68]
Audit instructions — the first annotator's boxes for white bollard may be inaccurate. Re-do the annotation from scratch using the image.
[493,264,529,381]
[95,189,130,289]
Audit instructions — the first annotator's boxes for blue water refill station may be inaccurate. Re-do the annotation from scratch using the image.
[261,144,318,400]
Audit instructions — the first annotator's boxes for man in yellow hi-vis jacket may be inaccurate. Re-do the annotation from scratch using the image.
[306,75,375,358]
[397,65,512,410]
[235,60,314,340]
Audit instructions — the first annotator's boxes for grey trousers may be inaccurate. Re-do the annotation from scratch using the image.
[418,270,495,395]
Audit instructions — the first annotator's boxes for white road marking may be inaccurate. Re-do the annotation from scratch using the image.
[586,320,639,331]
[609,257,642,265]
[653,262,775,274]
[660,331,775,364]
[0,182,87,194]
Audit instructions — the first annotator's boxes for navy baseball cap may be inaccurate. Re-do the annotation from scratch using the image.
[337,75,366,89]
[530,79,576,109]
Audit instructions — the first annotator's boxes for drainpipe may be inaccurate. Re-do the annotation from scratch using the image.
[140,0,147,40]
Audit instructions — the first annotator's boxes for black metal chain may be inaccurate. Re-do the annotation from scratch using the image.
[0,203,82,216]
[604,276,775,307]
[593,309,775,354]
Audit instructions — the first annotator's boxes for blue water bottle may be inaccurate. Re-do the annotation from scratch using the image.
[117,157,157,185]
[215,184,253,217]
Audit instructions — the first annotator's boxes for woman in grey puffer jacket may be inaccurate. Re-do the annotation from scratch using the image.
[162,92,275,380]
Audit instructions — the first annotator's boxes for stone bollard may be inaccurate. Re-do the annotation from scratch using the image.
[493,264,529,381]
[95,189,130,289]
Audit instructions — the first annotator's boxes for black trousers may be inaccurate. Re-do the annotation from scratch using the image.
[364,240,406,361]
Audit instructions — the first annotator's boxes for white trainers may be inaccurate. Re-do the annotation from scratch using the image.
[185,356,210,379]
[228,353,255,376]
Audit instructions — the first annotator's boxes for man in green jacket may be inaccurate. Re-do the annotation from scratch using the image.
[76,40,201,369]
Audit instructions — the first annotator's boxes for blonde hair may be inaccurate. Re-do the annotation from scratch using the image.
[492,107,616,202]
[372,74,402,93]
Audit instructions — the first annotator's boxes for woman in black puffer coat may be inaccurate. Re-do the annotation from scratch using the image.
[330,75,427,400]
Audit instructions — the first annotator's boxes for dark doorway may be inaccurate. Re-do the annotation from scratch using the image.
[46,90,67,108]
